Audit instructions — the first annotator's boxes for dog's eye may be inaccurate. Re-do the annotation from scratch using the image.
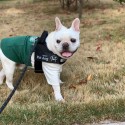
[71,38,76,43]
[56,40,61,44]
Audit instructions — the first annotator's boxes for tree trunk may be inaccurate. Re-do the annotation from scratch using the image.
[60,0,65,9]
[66,0,71,9]
[78,0,83,19]
[75,0,78,10]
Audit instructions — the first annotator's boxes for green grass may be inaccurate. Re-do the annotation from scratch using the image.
[1,99,125,125]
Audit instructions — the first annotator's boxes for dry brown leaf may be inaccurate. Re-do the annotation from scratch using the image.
[69,75,92,89]
[96,46,101,51]
[9,34,13,36]
[87,56,98,61]
[96,41,103,51]
[69,84,76,89]
[78,79,87,85]
[87,74,92,81]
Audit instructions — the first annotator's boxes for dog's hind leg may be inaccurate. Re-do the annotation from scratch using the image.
[0,49,5,85]
[0,49,16,90]
[4,63,15,90]
[0,69,5,85]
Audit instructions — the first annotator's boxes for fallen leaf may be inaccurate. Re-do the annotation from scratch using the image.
[96,46,101,51]
[87,56,98,61]
[78,79,87,85]
[69,80,87,89]
[69,84,76,89]
[69,75,92,90]
[96,41,103,51]
[87,74,92,81]
[9,34,13,36]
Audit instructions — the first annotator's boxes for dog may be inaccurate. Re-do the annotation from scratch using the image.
[0,17,80,101]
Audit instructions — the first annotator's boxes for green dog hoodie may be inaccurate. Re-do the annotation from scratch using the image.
[1,36,38,66]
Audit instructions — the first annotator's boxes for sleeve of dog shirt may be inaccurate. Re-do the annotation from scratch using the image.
[42,62,62,85]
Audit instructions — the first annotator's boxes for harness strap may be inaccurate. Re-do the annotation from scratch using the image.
[34,31,48,73]
[34,31,67,73]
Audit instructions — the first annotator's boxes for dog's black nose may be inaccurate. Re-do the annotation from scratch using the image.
[62,42,69,51]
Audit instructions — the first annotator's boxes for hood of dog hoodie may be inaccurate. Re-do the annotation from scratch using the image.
[1,36,38,66]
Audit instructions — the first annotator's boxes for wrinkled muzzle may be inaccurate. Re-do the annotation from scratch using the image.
[60,42,76,58]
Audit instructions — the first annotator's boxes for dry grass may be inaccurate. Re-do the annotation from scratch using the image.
[1,0,125,124]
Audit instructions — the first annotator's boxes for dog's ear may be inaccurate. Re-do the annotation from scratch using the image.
[71,18,80,32]
[55,17,62,31]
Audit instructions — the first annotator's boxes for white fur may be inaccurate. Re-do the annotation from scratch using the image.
[0,17,80,101]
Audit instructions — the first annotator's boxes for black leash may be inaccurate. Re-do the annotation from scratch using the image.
[0,31,48,114]
[0,66,28,114]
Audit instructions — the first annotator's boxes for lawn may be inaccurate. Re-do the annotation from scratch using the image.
[0,0,125,124]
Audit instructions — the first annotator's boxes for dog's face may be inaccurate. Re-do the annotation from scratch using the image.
[51,17,80,59]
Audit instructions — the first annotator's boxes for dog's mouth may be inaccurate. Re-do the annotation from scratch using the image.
[61,51,74,58]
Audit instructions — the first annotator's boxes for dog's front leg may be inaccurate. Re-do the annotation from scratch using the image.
[52,85,64,101]
[42,62,64,101]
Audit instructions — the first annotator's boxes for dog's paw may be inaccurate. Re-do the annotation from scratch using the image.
[55,94,64,101]
[56,98,65,103]
[8,85,14,90]
[60,99,65,103]
[6,82,14,90]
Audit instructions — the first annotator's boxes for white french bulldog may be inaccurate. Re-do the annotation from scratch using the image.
[0,17,80,101]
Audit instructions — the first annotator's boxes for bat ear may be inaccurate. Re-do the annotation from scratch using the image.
[55,17,63,31]
[71,18,80,32]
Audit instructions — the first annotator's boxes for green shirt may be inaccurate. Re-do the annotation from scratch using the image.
[1,36,38,66]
